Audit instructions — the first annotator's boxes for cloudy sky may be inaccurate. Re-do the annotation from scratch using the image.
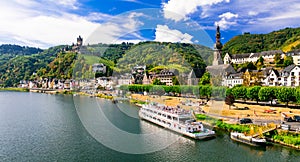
[1,0,300,48]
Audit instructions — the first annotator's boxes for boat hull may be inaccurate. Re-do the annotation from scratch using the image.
[230,133,266,147]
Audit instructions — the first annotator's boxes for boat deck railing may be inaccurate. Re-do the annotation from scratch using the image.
[143,104,191,116]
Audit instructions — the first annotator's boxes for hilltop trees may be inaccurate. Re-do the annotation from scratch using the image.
[223,27,300,54]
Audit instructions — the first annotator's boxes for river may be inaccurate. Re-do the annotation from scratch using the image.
[0,91,299,161]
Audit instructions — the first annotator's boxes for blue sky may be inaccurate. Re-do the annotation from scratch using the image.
[0,0,300,48]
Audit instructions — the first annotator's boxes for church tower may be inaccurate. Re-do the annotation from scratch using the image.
[212,26,224,66]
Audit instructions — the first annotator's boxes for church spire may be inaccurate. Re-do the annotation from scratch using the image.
[214,25,223,50]
[212,25,223,66]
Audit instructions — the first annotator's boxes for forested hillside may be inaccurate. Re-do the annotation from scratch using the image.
[0,41,213,87]
[223,27,300,54]
[0,46,65,86]
[116,41,212,73]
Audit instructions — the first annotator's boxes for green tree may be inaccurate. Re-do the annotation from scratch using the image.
[283,56,293,67]
[211,86,226,99]
[150,85,165,96]
[199,72,211,85]
[246,86,261,103]
[172,76,180,85]
[256,56,264,69]
[231,86,247,102]
[295,88,300,103]
[276,87,295,107]
[200,85,212,101]
[258,87,276,105]
[226,88,233,96]
[274,53,282,64]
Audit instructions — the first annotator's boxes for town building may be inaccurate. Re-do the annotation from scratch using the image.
[154,69,178,86]
[92,63,107,74]
[222,73,243,88]
[279,64,300,86]
[223,50,284,65]
[242,69,264,86]
[117,73,132,85]
[131,65,146,84]
[187,68,205,85]
[287,50,300,65]
[261,68,280,86]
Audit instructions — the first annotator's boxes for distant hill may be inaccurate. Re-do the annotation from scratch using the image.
[0,45,64,87]
[0,41,213,87]
[223,27,300,54]
[0,44,43,56]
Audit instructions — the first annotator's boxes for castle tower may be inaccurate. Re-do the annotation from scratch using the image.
[77,35,83,46]
[212,26,224,66]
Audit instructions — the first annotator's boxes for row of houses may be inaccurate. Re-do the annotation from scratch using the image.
[19,79,76,90]
[222,64,300,87]
[223,50,300,65]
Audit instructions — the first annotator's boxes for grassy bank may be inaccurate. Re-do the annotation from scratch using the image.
[130,99,146,105]
[272,130,300,149]
[0,87,29,92]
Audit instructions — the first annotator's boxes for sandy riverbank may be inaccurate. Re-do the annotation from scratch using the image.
[131,94,300,121]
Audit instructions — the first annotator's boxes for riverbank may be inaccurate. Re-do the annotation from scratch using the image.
[0,87,29,92]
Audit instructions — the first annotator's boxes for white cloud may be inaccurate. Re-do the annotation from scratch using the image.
[49,0,79,9]
[85,12,145,44]
[219,12,238,19]
[0,0,145,48]
[215,12,238,29]
[162,0,230,21]
[248,11,258,16]
[154,25,193,43]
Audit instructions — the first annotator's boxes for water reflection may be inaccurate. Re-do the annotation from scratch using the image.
[73,96,180,154]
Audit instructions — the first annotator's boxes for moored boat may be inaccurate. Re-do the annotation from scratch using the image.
[139,103,215,140]
[230,132,266,146]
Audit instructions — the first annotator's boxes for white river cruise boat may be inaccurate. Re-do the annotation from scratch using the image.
[139,103,216,140]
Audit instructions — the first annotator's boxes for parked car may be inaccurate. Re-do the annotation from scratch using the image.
[281,124,291,131]
[268,99,278,105]
[284,117,294,122]
[239,118,253,124]
[294,115,300,122]
[264,109,277,114]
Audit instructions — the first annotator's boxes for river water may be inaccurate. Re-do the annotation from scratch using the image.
[0,91,300,161]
